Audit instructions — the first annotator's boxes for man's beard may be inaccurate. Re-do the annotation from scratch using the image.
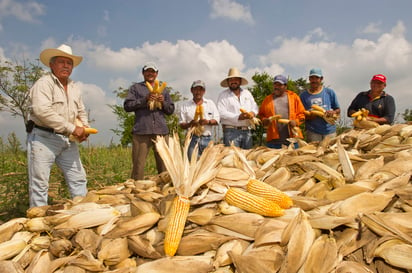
[229,84,240,91]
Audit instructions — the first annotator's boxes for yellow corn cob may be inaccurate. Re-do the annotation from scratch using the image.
[153,80,159,92]
[310,110,325,118]
[198,104,204,119]
[246,179,293,209]
[240,108,253,118]
[145,81,154,92]
[85,127,99,134]
[268,114,282,121]
[224,187,284,217]
[350,110,363,117]
[303,110,312,116]
[311,104,326,113]
[164,196,191,256]
[277,118,290,124]
[156,81,167,93]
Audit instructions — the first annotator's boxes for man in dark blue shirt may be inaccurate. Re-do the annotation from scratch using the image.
[124,62,175,180]
[347,74,395,124]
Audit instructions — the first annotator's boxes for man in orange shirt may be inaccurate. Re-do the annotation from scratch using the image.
[258,75,305,149]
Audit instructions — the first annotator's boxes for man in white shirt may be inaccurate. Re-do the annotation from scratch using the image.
[27,44,89,207]
[179,80,220,159]
[217,68,258,149]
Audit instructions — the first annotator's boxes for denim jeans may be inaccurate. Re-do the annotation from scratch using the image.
[188,135,211,159]
[223,128,253,149]
[27,128,87,207]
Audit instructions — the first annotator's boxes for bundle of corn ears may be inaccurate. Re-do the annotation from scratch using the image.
[351,108,380,129]
[193,104,205,136]
[146,80,167,110]
[155,129,225,256]
[240,108,261,129]
[304,104,340,125]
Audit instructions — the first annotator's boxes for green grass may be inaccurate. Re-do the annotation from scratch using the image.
[0,136,157,222]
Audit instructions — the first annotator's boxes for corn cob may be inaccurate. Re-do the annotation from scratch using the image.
[246,179,293,209]
[164,196,191,256]
[277,118,290,124]
[224,187,284,217]
[309,110,325,118]
[69,119,99,142]
[311,104,326,113]
[239,108,252,118]
[268,114,282,121]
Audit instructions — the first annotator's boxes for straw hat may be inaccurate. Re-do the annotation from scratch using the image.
[40,44,83,67]
[220,67,248,87]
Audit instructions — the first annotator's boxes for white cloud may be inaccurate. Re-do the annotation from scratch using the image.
[361,22,381,34]
[0,0,45,23]
[209,0,254,25]
[77,82,119,145]
[257,21,412,121]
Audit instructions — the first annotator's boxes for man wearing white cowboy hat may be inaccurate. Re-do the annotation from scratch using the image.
[27,44,89,207]
[217,67,258,149]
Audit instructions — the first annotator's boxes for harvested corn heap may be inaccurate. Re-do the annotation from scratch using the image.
[0,124,412,272]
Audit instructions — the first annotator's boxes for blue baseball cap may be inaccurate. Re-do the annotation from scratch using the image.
[309,68,323,77]
[273,75,287,85]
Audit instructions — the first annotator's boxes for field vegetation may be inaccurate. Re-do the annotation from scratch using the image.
[0,133,157,222]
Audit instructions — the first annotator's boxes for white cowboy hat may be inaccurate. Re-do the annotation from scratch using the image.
[39,44,83,67]
[220,67,248,87]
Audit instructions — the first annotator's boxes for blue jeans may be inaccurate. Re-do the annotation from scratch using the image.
[27,128,87,207]
[188,135,211,159]
[223,128,252,149]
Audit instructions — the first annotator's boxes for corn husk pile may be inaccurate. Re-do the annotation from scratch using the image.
[1,124,412,273]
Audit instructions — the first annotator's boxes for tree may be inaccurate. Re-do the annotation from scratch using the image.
[0,59,45,126]
[110,86,186,146]
[402,109,412,122]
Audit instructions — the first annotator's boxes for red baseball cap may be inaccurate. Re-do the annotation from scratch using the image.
[371,74,386,83]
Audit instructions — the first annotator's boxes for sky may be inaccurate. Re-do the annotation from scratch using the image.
[1,0,412,146]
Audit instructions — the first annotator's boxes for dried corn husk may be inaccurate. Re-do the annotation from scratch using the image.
[373,238,412,269]
[54,206,121,230]
[136,256,213,273]
[98,237,131,266]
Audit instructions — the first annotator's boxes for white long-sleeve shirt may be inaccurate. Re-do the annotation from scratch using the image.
[179,98,220,136]
[217,88,258,127]
[29,72,88,135]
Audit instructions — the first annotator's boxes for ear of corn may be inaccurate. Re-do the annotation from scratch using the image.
[277,118,290,124]
[311,104,326,113]
[246,179,293,209]
[224,187,284,217]
[145,81,154,92]
[85,128,98,134]
[164,196,191,256]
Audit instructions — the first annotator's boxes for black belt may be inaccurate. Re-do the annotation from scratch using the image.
[222,125,249,130]
[34,124,64,135]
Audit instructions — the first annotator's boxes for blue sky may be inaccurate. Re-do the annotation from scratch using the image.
[1,0,412,145]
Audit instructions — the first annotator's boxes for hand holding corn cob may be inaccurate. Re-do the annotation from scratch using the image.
[69,118,98,142]
[304,105,339,125]
[146,80,167,110]
[351,108,379,129]
[239,108,261,129]
[276,118,302,138]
